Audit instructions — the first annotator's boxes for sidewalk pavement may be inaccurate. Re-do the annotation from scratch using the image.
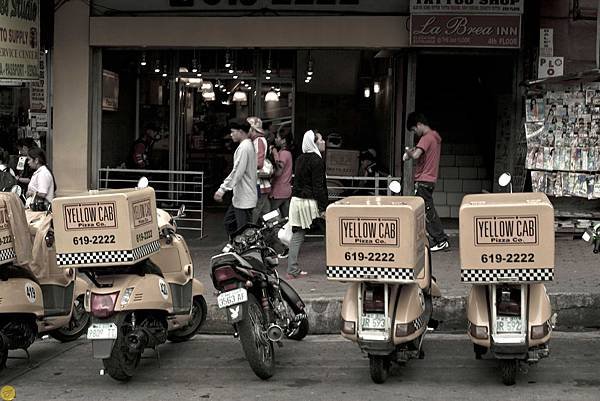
[188,211,600,334]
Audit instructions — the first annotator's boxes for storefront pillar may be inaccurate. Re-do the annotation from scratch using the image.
[53,1,91,194]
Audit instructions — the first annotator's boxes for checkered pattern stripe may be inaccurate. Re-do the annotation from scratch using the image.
[0,247,16,262]
[413,315,425,331]
[461,268,553,283]
[327,266,414,282]
[57,240,161,266]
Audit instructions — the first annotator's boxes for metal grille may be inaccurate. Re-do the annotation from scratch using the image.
[97,168,204,234]
[326,175,403,201]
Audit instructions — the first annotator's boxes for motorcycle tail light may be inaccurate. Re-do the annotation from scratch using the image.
[395,323,416,338]
[363,284,385,313]
[341,320,355,335]
[469,323,489,339]
[531,323,550,340]
[212,266,243,290]
[91,292,119,318]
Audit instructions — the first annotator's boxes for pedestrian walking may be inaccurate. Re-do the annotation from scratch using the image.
[403,112,449,251]
[287,130,328,279]
[247,117,273,223]
[269,130,293,218]
[214,119,258,237]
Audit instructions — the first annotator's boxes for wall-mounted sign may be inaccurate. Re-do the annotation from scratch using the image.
[102,70,119,111]
[29,50,46,111]
[94,0,404,13]
[0,0,40,81]
[410,14,521,49]
[410,0,523,14]
[538,56,564,79]
[539,28,553,57]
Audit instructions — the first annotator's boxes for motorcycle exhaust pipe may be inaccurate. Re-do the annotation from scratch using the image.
[267,324,284,342]
[126,329,149,353]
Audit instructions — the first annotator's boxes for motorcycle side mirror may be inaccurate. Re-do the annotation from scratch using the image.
[10,185,22,196]
[388,180,401,194]
[177,204,186,218]
[498,173,512,187]
[136,176,149,189]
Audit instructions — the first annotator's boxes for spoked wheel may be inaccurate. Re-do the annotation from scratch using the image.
[500,359,518,386]
[369,354,391,384]
[49,295,91,342]
[168,296,207,343]
[237,294,274,380]
[102,314,141,382]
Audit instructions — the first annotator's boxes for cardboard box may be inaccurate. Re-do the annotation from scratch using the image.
[459,193,554,283]
[326,196,426,283]
[326,149,360,176]
[0,195,16,265]
[52,188,160,268]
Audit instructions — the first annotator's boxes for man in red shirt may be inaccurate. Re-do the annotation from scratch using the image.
[403,112,449,251]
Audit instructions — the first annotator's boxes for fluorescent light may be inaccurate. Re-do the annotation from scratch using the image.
[373,82,381,94]
[364,87,371,98]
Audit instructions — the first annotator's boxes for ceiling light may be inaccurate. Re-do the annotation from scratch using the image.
[266,68,272,74]
[233,75,238,79]
[233,90,248,102]
[154,60,160,73]
[364,87,371,98]
[196,72,202,77]
[228,69,234,74]
[265,90,279,102]
[201,81,213,91]
[307,70,313,76]
[225,50,231,68]
[265,76,271,80]
[140,52,147,66]
[191,58,198,73]
[241,81,245,84]
[202,91,215,101]
[373,82,381,94]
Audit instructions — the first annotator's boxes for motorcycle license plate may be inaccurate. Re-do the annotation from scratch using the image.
[87,323,118,340]
[217,288,248,309]
[361,314,386,330]
[496,316,522,333]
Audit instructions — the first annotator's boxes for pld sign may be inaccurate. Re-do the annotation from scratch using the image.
[538,56,563,79]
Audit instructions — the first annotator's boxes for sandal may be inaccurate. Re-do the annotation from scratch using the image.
[286,271,308,279]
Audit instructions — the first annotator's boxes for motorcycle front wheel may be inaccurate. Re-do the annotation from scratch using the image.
[237,294,274,380]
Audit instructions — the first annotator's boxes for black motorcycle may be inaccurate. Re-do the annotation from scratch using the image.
[210,210,309,380]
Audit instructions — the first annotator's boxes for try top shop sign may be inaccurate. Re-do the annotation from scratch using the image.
[411,0,524,14]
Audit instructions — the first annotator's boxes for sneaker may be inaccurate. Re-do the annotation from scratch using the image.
[286,271,308,280]
[430,241,449,252]
[278,249,289,259]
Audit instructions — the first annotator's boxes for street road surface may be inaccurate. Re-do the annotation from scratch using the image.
[1,333,599,401]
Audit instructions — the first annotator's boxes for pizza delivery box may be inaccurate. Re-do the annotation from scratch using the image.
[459,193,554,284]
[326,196,426,283]
[52,187,160,268]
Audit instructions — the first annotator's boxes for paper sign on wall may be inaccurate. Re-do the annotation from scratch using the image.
[539,28,553,57]
[538,56,563,79]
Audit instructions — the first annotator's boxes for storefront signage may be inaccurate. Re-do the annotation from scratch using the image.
[539,28,553,57]
[0,0,40,81]
[29,50,45,111]
[410,14,521,48]
[102,69,119,111]
[95,0,403,13]
[538,56,563,79]
[410,0,523,14]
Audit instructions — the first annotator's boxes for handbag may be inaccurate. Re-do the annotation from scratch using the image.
[258,158,274,179]
[277,221,292,247]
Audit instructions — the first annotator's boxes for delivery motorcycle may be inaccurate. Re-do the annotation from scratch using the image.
[51,179,206,381]
[0,189,89,371]
[461,173,556,386]
[326,181,441,384]
[210,210,309,380]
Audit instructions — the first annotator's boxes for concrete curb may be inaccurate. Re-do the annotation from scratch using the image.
[201,292,600,334]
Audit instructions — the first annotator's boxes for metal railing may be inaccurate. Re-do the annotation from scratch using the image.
[325,174,402,200]
[97,168,204,235]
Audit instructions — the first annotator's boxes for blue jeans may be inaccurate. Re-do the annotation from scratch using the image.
[287,228,305,275]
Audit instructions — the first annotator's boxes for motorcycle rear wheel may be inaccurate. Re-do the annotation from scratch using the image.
[238,294,274,380]
[168,296,207,343]
[102,315,141,382]
[369,354,390,384]
[49,295,90,343]
[500,359,518,386]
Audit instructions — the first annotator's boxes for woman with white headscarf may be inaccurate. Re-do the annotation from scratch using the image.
[286,130,327,279]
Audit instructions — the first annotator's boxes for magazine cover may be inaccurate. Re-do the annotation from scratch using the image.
[526,95,545,122]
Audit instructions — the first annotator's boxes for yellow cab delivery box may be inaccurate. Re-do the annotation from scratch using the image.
[326,196,426,283]
[459,193,554,283]
[0,194,17,265]
[52,188,160,268]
